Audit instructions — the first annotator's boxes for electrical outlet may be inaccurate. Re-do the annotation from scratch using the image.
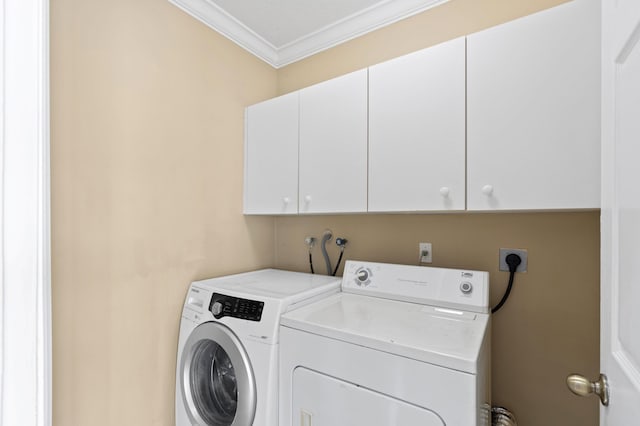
[419,242,432,263]
[499,248,528,272]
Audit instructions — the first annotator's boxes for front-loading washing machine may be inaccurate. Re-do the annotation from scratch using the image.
[279,260,492,426]
[176,269,340,426]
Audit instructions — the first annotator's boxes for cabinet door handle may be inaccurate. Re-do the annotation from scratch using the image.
[283,197,291,204]
[482,185,494,196]
[304,195,312,203]
[439,187,450,197]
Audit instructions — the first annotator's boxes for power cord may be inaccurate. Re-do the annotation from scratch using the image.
[491,253,522,314]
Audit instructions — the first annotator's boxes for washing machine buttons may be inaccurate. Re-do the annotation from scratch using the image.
[460,282,473,294]
[210,293,264,321]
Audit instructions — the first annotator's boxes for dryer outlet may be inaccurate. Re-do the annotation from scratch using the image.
[499,248,528,272]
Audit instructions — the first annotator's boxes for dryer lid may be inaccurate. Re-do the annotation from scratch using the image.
[280,292,490,374]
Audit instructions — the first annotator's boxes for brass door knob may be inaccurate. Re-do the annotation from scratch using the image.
[566,373,609,406]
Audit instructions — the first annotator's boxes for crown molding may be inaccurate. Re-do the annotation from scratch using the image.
[277,0,449,67]
[169,0,279,65]
[169,0,448,68]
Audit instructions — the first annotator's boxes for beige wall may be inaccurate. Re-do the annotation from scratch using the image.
[274,1,599,425]
[51,0,277,424]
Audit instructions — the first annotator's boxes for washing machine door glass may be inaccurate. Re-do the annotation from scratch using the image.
[181,322,256,426]
[191,340,237,423]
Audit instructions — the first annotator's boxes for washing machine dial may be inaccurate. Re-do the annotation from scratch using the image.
[354,267,372,286]
[460,281,473,294]
[211,301,223,316]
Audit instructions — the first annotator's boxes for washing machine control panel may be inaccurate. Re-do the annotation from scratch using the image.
[342,261,490,314]
[209,293,264,321]
[354,267,372,286]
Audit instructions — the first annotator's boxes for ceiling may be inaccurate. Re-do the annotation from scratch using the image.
[169,0,449,68]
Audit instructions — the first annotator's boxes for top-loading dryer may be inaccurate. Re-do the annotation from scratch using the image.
[176,269,340,426]
[279,260,491,426]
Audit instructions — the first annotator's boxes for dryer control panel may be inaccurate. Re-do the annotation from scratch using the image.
[209,293,264,321]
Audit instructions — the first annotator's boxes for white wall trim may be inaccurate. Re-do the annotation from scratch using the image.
[277,0,449,67]
[0,0,51,425]
[168,0,280,66]
[168,0,448,68]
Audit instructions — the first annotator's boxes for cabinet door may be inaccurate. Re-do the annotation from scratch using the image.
[369,37,466,212]
[299,69,368,213]
[244,92,299,214]
[467,0,600,210]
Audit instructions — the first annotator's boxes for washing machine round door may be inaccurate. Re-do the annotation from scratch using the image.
[180,321,256,426]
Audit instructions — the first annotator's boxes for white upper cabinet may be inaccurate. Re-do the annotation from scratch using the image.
[369,37,466,212]
[244,91,299,214]
[298,69,368,213]
[244,0,601,215]
[467,0,600,210]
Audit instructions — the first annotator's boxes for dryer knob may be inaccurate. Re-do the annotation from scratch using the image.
[211,301,223,316]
